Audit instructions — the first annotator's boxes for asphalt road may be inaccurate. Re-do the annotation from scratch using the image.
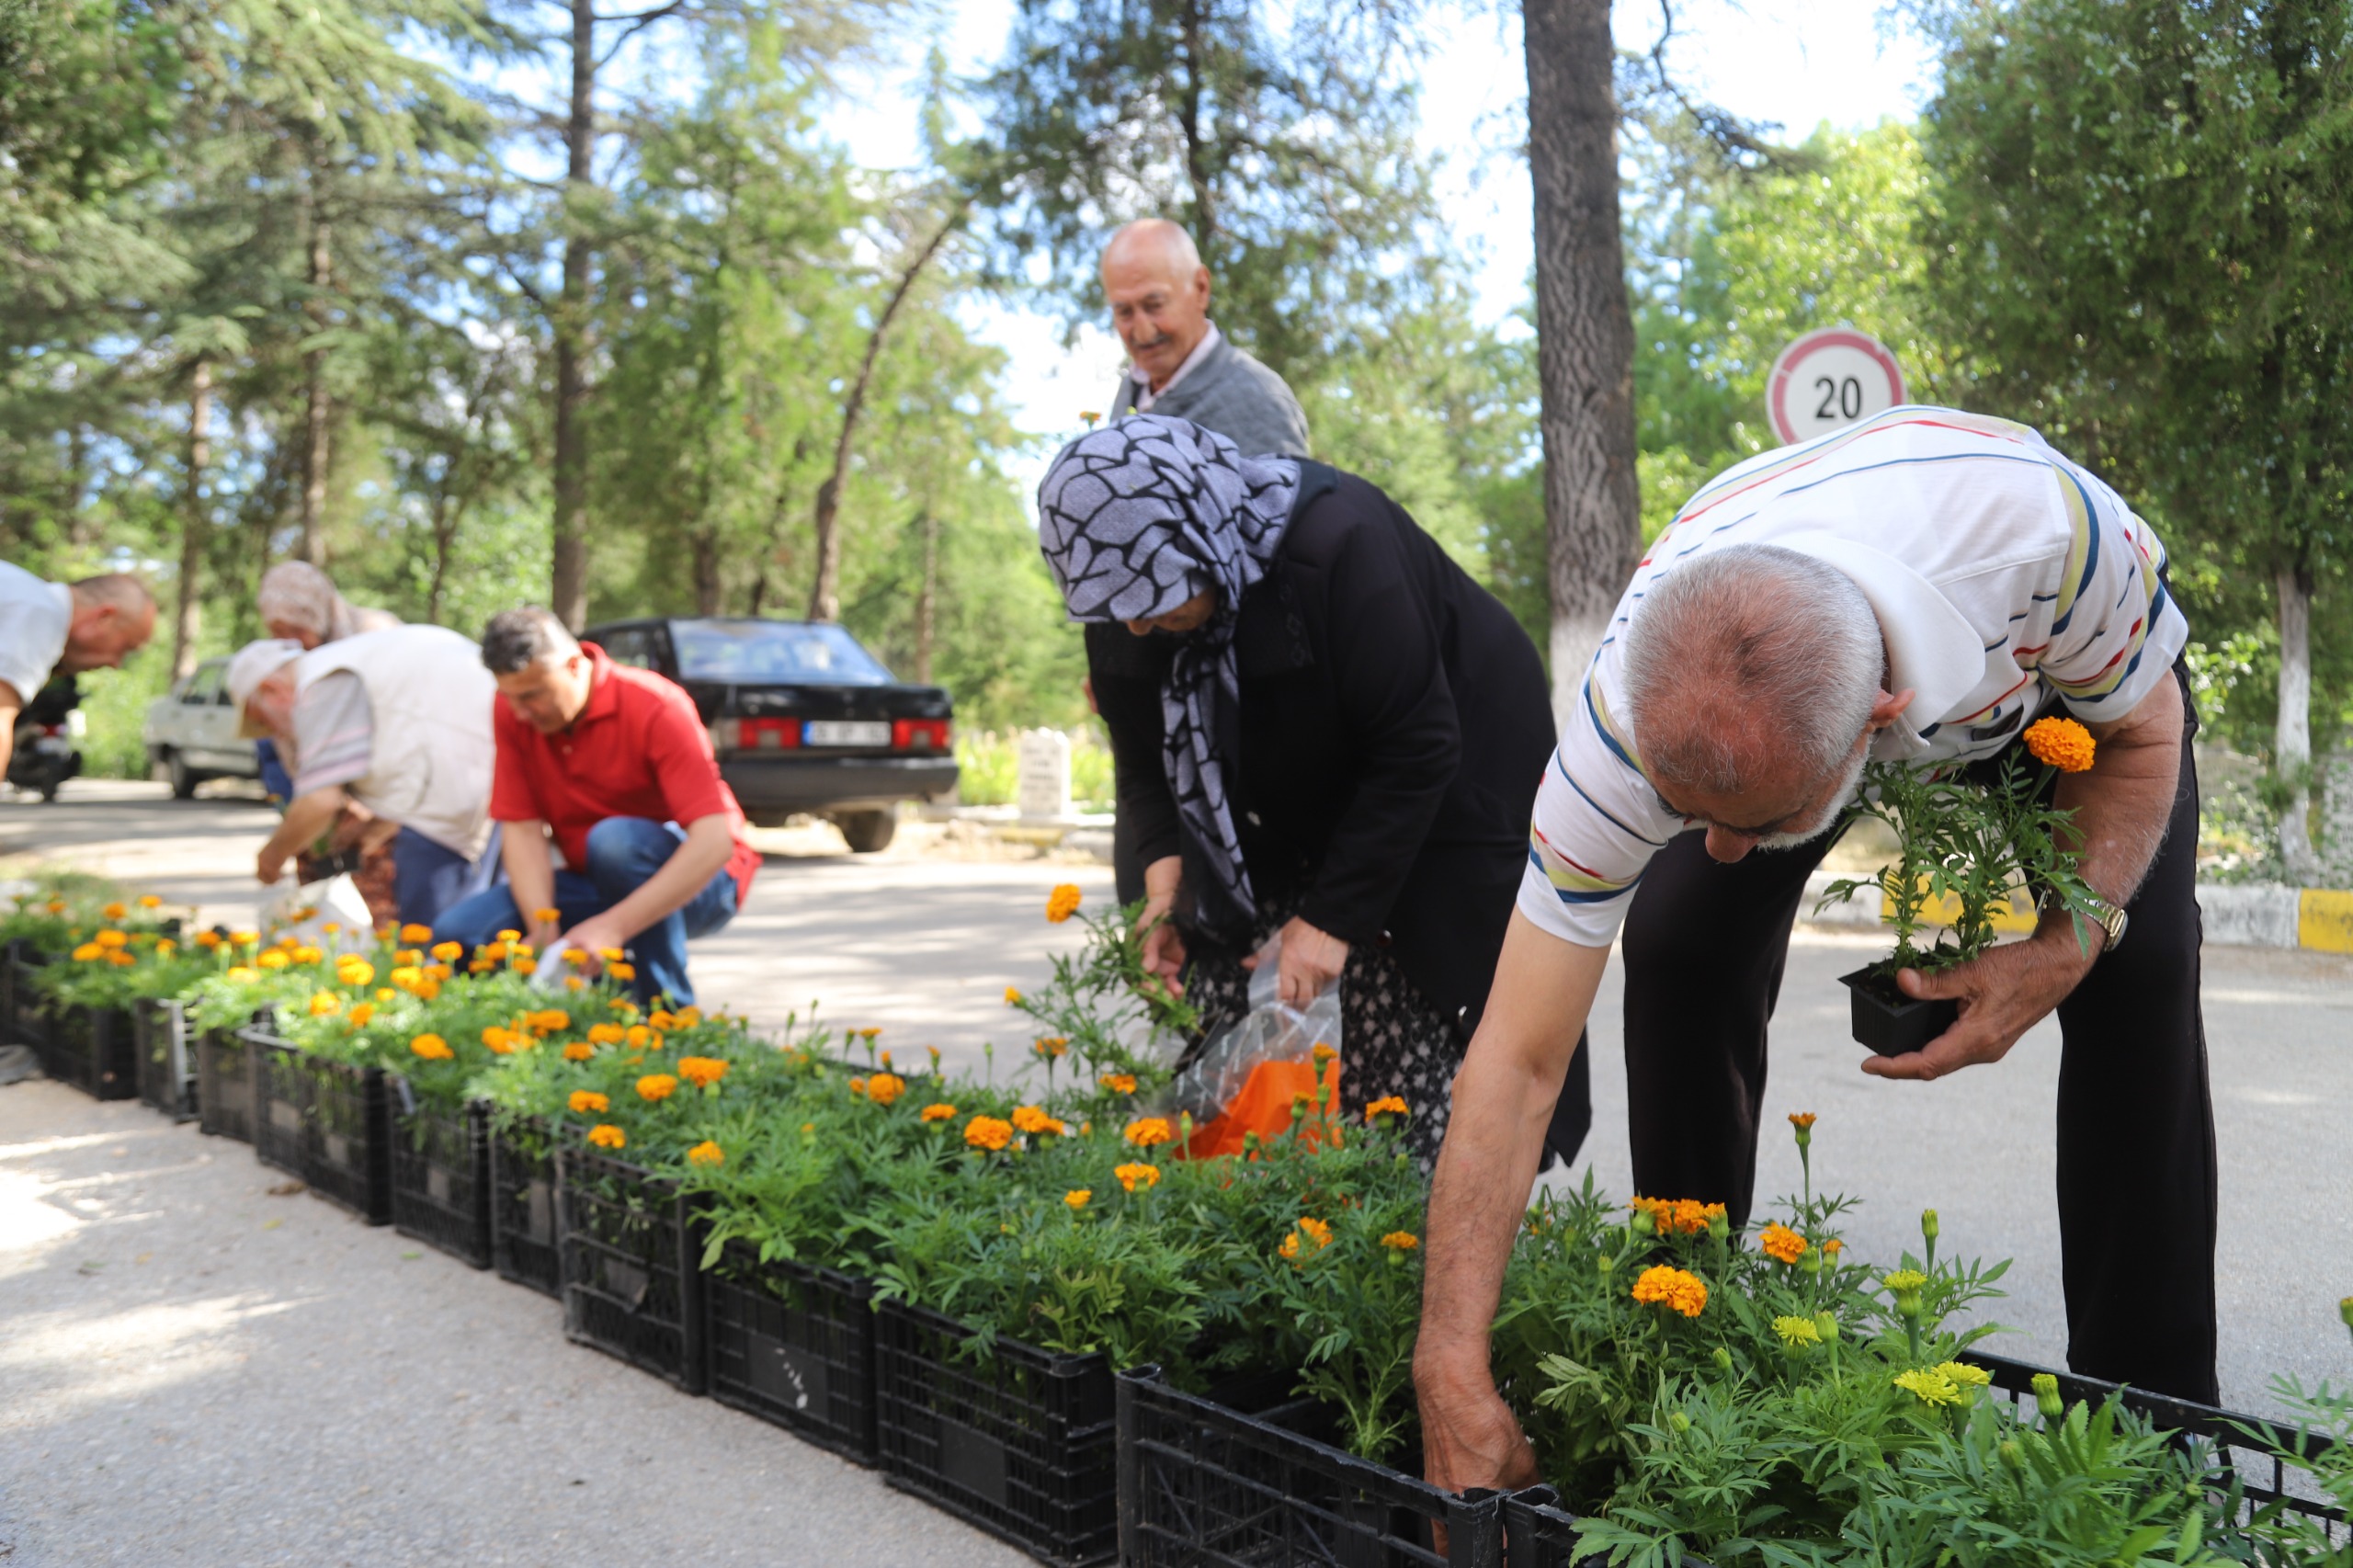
[2,779,2348,1565]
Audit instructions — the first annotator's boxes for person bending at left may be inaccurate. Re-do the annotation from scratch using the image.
[435,607,757,1006]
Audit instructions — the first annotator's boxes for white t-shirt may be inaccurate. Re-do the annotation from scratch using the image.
[0,562,73,706]
[1519,406,2189,948]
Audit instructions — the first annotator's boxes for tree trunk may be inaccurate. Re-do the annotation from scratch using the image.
[549,0,597,631]
[913,509,938,684]
[2276,563,2319,881]
[300,163,334,567]
[692,528,722,616]
[808,204,966,623]
[1177,0,1216,247]
[426,487,456,625]
[173,362,211,683]
[1525,0,1641,732]
[64,424,90,548]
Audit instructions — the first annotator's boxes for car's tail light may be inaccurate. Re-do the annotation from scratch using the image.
[892,718,951,752]
[710,717,800,753]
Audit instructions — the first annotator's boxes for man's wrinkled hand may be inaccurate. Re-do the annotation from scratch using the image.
[1862,926,2103,1081]
[1415,1361,1540,1499]
[256,849,287,887]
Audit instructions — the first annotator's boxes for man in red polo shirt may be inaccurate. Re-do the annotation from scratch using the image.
[433,607,757,1006]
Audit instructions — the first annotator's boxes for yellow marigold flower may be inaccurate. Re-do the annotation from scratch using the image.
[2024,715,2097,773]
[1758,1222,1809,1265]
[481,942,508,963]
[1631,1265,1710,1318]
[1882,1268,1928,1293]
[139,895,162,909]
[636,1073,678,1102]
[1279,1232,1301,1261]
[227,966,259,983]
[103,902,128,919]
[1935,1360,1992,1390]
[920,1103,957,1122]
[597,947,625,962]
[565,976,585,991]
[569,1090,609,1114]
[96,928,129,948]
[1380,1232,1419,1252]
[1003,986,1022,1006]
[430,941,463,962]
[678,1056,729,1090]
[1123,1117,1173,1149]
[308,991,343,1017]
[608,961,635,982]
[1114,1162,1160,1192]
[323,923,341,935]
[964,1115,1013,1152]
[347,1003,375,1028]
[1297,1217,1333,1249]
[687,1141,724,1167]
[673,1006,702,1028]
[1100,1073,1138,1095]
[587,1123,626,1150]
[529,1008,571,1033]
[513,957,537,974]
[290,945,323,965]
[1064,1188,1092,1210]
[495,928,520,943]
[409,1034,452,1061]
[1045,883,1083,923]
[337,960,375,987]
[400,923,434,943]
[424,964,451,982]
[563,1042,594,1062]
[155,937,176,955]
[1034,1036,1069,1058]
[230,929,259,947]
[374,988,394,1003]
[1311,1041,1336,1066]
[72,943,103,961]
[588,1023,625,1046]
[563,948,589,966]
[1893,1368,1963,1406]
[1363,1096,1409,1122]
[530,907,560,925]
[864,1071,904,1106]
[1772,1314,1822,1347]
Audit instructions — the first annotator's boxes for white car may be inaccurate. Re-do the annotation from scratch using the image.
[143,658,261,798]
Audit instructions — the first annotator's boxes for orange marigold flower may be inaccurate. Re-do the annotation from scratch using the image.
[308,991,343,1017]
[687,1141,724,1167]
[1824,1239,1845,1257]
[139,895,162,910]
[1123,1117,1173,1149]
[529,1008,570,1033]
[347,1002,375,1028]
[1758,1222,1809,1265]
[570,1090,609,1114]
[862,1070,904,1106]
[72,943,103,961]
[1034,1036,1069,1058]
[337,960,375,988]
[95,928,129,949]
[1311,1041,1336,1066]
[1100,1073,1138,1095]
[257,949,290,970]
[196,930,223,949]
[1114,1162,1161,1192]
[1279,1232,1302,1261]
[636,1074,678,1102]
[586,1123,626,1150]
[563,1042,594,1062]
[1363,1096,1410,1122]
[291,945,324,965]
[1631,1264,1710,1318]
[673,1007,702,1028]
[608,961,635,982]
[678,1056,729,1090]
[400,923,434,943]
[107,949,136,967]
[964,1115,1014,1152]
[588,1022,625,1046]
[1297,1217,1333,1249]
[625,1025,654,1049]
[648,1009,676,1030]
[1381,1231,1420,1251]
[430,941,463,962]
[1045,883,1083,923]
[1064,1188,1092,1210]
[102,902,128,920]
[408,1033,452,1061]
[531,907,561,925]
[920,1103,957,1122]
[2024,715,2097,773]
[1631,1196,1727,1237]
[1012,1105,1055,1134]
[513,957,538,975]
[1789,1111,1818,1131]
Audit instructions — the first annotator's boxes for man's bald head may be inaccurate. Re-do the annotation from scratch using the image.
[1101,219,1212,392]
[1621,545,1884,839]
[62,574,157,674]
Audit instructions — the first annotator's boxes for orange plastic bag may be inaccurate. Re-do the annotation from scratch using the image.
[1182,1055,1344,1159]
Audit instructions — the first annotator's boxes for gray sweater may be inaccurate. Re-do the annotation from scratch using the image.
[1107,331,1312,459]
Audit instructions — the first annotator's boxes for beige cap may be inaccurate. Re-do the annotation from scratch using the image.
[224,639,304,732]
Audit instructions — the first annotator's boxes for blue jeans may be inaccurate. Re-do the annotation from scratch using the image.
[392,824,505,929]
[432,818,738,1007]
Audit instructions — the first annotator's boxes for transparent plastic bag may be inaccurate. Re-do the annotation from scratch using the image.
[1161,927,1342,1155]
[256,874,375,954]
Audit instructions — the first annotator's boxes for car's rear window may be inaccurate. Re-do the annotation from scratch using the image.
[670,619,894,685]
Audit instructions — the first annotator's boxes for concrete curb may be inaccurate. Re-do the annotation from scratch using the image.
[1799,872,2353,953]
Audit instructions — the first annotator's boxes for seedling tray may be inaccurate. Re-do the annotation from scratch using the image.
[195,1018,255,1143]
[42,1002,137,1099]
[1117,1365,1504,1567]
[246,1033,307,1176]
[873,1297,1118,1566]
[706,1240,879,1464]
[390,1091,492,1269]
[557,1145,708,1392]
[133,997,197,1120]
[1,940,50,1049]
[1838,965,1956,1055]
[303,1051,392,1224]
[490,1117,563,1297]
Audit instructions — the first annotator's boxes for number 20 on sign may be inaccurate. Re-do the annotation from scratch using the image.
[1766,326,1907,446]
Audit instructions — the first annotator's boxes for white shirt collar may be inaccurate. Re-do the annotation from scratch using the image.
[1130,321,1222,411]
[1768,530,1986,756]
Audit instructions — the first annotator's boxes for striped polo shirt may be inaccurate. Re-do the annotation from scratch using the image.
[1518,405,2188,948]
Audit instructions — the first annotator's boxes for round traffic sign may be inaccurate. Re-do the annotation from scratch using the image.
[1766,326,1907,446]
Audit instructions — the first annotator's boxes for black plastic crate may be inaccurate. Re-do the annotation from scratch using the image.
[491,1118,563,1298]
[1,939,49,1049]
[247,1032,306,1176]
[301,1052,391,1224]
[390,1091,492,1268]
[41,1002,137,1099]
[873,1296,1119,1566]
[557,1145,708,1392]
[1118,1366,1504,1568]
[706,1240,879,1464]
[195,1021,254,1142]
[134,998,197,1120]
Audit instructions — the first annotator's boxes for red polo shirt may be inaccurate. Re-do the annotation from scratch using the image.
[488,643,759,907]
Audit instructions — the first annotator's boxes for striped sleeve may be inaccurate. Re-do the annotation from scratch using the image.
[1515,659,1685,947]
[2031,458,2188,720]
[289,672,376,797]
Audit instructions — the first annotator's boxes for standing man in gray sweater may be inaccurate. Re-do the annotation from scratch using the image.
[1101,220,1311,460]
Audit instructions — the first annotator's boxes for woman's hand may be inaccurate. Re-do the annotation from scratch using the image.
[1245,916,1350,1007]
[1136,856,1188,999]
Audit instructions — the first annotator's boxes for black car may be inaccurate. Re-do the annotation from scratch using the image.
[582,617,957,853]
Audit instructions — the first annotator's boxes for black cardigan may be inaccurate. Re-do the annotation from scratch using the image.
[1086,463,1555,1034]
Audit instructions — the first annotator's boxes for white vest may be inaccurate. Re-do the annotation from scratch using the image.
[295,625,497,859]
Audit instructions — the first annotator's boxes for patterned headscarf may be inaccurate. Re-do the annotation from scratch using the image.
[1037,415,1302,937]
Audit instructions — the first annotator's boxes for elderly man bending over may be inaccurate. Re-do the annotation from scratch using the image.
[0,566,153,758]
[1102,219,1309,460]
[1416,406,2218,1496]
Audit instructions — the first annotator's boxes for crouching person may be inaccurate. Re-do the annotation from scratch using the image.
[231,624,503,927]
[435,607,756,1006]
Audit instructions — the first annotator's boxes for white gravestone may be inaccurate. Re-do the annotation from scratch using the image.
[1017,728,1074,823]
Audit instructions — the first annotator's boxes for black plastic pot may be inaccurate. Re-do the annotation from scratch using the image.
[1838,966,1956,1055]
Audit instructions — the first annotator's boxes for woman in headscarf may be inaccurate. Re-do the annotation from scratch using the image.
[1040,415,1579,1167]
[256,562,401,652]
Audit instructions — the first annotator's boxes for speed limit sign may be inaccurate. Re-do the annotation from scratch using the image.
[1766,326,1907,446]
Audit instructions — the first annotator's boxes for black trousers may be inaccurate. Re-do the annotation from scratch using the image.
[1589,665,2220,1403]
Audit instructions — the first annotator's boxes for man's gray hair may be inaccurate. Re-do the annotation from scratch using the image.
[1621,545,1881,795]
[480,607,580,674]
[70,573,155,614]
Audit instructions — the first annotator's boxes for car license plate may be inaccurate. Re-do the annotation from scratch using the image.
[801,720,891,748]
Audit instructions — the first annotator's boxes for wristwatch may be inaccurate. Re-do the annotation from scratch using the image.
[2048,889,2128,951]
